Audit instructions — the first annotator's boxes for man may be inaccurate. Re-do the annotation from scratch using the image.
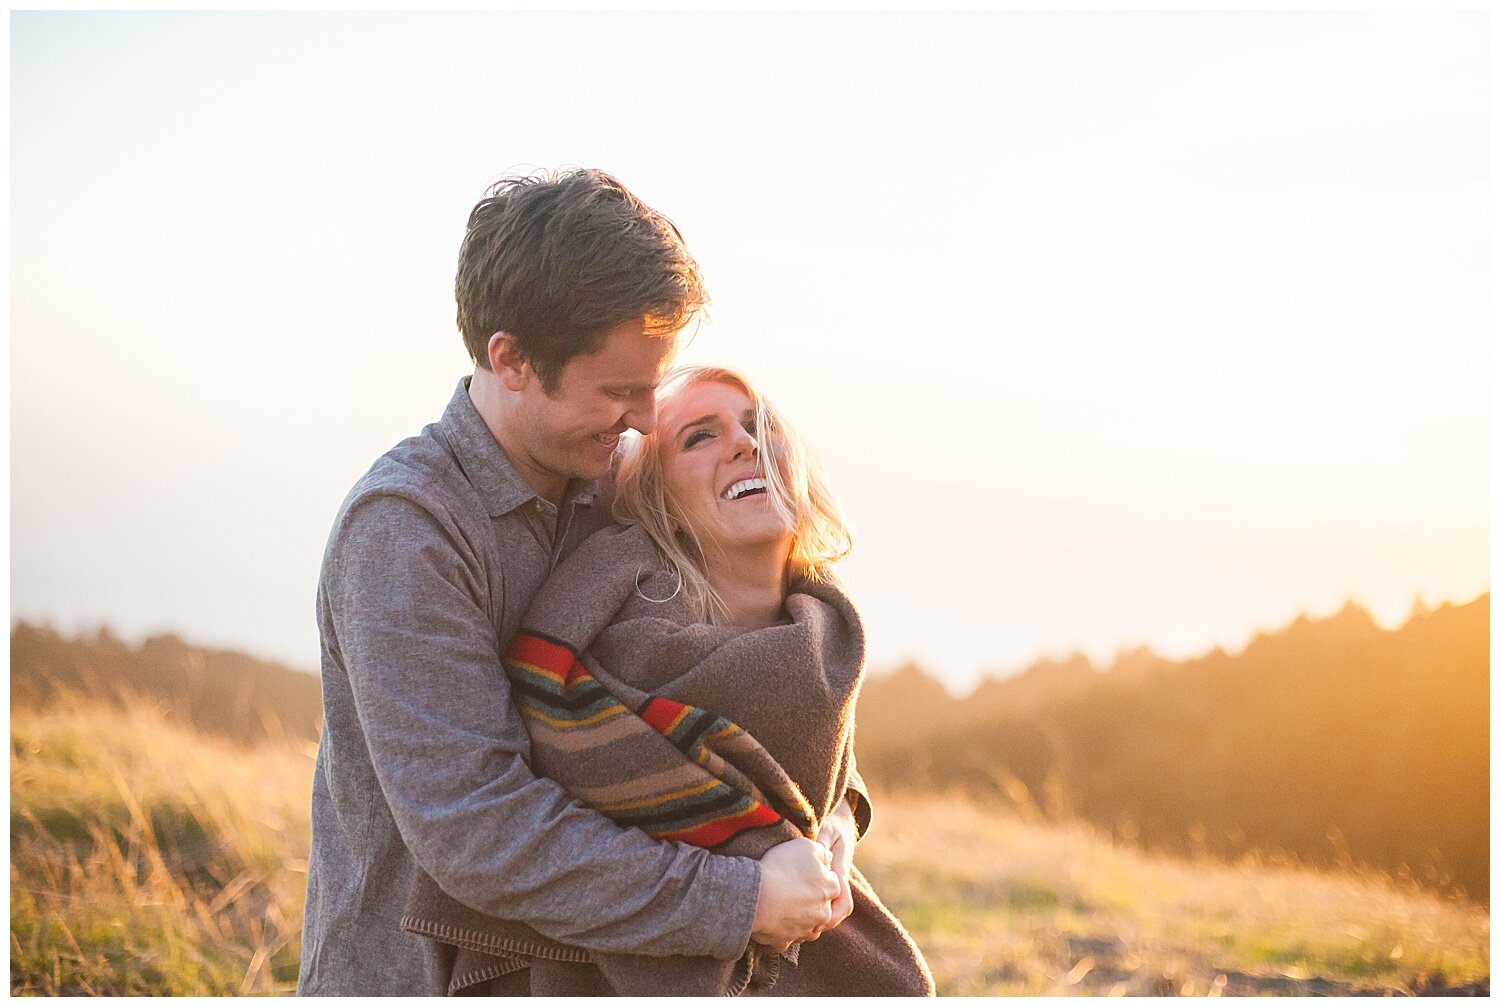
[298,170,866,996]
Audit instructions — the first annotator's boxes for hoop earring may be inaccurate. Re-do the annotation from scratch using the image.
[634,564,683,604]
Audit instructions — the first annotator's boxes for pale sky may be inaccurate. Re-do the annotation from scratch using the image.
[10,11,1489,694]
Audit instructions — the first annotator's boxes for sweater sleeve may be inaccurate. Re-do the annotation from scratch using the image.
[844,754,874,840]
[327,492,760,958]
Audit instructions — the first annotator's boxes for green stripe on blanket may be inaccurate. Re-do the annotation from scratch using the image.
[504,630,794,847]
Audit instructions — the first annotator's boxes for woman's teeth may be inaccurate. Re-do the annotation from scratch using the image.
[722,478,768,501]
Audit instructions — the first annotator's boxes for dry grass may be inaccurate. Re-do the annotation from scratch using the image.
[11,693,313,995]
[10,695,1490,996]
[857,793,1490,995]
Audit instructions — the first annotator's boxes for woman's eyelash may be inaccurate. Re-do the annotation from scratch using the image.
[684,429,712,448]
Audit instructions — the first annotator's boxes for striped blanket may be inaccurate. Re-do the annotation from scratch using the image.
[402,526,932,996]
[504,628,815,849]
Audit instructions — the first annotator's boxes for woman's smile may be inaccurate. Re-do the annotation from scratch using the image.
[721,477,769,501]
[660,381,792,553]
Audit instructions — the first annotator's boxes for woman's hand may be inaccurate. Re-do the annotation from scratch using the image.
[808,796,857,939]
[751,837,841,953]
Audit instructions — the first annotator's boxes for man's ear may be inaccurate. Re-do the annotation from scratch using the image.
[487,333,531,392]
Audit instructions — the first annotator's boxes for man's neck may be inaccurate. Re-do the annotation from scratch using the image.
[468,370,568,505]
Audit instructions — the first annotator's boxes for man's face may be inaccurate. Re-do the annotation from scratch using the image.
[511,318,677,486]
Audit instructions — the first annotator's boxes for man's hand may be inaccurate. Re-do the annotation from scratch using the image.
[811,796,857,937]
[751,837,840,952]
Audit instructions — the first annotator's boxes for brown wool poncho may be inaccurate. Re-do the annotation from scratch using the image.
[401,526,933,996]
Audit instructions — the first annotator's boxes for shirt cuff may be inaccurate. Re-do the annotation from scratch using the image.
[692,853,762,959]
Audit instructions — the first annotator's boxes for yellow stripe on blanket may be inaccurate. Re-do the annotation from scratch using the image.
[507,658,568,686]
[703,723,740,742]
[594,777,722,814]
[516,704,627,730]
[660,706,693,736]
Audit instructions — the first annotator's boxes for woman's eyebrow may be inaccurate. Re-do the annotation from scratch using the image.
[676,414,717,438]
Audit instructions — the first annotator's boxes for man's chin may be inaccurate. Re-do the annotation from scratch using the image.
[572,441,619,479]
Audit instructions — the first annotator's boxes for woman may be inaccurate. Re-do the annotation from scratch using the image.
[404,366,933,996]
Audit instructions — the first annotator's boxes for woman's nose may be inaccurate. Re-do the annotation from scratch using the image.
[727,426,759,459]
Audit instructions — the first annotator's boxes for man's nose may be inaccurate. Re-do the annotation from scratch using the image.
[623,391,658,436]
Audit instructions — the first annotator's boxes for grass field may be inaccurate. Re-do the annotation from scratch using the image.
[857,797,1488,995]
[11,695,310,995]
[10,693,1489,996]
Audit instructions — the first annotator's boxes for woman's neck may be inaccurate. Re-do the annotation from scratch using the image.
[705,541,790,629]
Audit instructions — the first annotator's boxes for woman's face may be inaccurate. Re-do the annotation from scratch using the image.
[658,380,793,558]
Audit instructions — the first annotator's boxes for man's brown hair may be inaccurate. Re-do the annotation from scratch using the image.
[455,169,707,390]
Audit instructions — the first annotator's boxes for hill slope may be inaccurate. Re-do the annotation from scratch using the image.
[855,595,1490,900]
[10,695,1487,995]
[10,623,321,745]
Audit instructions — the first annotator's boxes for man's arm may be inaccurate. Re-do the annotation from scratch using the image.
[328,493,765,957]
[844,756,874,840]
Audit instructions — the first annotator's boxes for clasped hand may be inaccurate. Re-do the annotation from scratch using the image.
[750,798,858,953]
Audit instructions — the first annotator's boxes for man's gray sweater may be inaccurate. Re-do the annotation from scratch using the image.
[296,380,760,995]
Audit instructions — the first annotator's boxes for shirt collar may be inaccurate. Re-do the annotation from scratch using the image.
[440,377,597,518]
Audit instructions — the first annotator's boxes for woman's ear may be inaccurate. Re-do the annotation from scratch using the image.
[487,333,531,392]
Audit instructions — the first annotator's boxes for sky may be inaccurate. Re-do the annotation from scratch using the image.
[9,11,1489,694]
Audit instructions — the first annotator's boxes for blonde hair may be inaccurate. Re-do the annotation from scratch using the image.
[613,365,853,623]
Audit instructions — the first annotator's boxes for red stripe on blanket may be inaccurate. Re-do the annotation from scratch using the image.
[505,633,574,678]
[566,660,590,687]
[659,803,783,848]
[640,697,689,734]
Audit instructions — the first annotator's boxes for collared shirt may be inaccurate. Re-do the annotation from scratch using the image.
[297,378,760,996]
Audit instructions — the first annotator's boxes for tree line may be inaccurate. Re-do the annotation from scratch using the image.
[853,595,1489,902]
